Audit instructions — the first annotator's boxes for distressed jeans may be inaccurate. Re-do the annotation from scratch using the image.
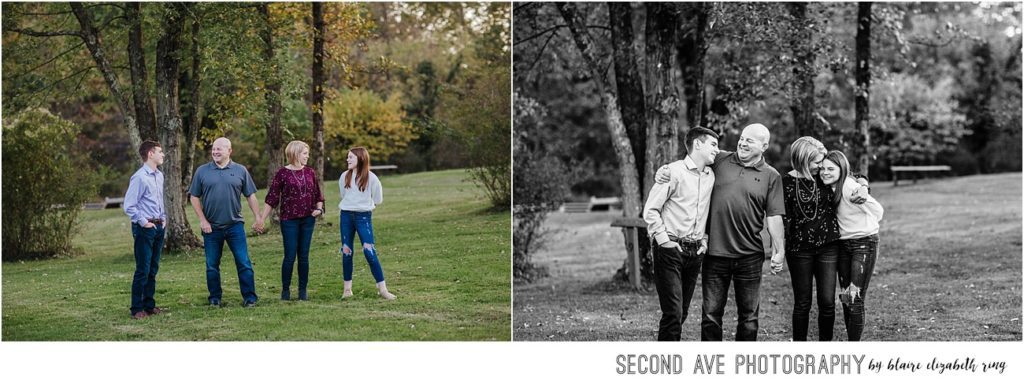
[340,210,385,283]
[701,254,763,341]
[837,234,878,341]
[653,241,703,341]
[786,243,839,341]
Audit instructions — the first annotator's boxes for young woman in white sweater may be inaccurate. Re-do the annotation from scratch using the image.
[338,147,396,300]
[818,150,884,341]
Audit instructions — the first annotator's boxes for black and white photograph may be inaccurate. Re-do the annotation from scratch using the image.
[513,1,1022,342]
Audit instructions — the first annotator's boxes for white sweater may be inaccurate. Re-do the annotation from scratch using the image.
[837,177,884,239]
[338,171,383,212]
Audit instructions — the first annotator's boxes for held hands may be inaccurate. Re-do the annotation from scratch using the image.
[252,218,266,234]
[697,238,707,256]
[199,219,212,234]
[769,248,785,275]
[654,165,671,184]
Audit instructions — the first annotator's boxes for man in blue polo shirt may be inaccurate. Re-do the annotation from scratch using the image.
[189,137,265,307]
[124,140,167,320]
[657,123,786,341]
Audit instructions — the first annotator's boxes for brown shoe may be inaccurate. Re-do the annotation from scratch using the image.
[146,307,165,315]
[131,311,148,320]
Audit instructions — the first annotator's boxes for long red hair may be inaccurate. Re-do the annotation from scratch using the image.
[344,147,371,192]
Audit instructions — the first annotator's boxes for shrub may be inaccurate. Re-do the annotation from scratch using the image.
[2,108,98,260]
[323,89,418,172]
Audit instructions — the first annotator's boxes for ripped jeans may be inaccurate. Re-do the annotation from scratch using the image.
[837,234,878,341]
[340,210,385,283]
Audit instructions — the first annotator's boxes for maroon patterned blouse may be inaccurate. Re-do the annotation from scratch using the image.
[265,166,325,221]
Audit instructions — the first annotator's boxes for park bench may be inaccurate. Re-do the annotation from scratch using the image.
[559,196,622,213]
[371,165,398,171]
[610,216,647,290]
[891,165,951,186]
[82,197,124,210]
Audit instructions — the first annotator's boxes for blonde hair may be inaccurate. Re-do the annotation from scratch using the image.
[789,136,826,177]
[285,140,309,166]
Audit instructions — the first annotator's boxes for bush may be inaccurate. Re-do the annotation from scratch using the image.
[438,65,511,209]
[323,89,418,172]
[2,108,98,260]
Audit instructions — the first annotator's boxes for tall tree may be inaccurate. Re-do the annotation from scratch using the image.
[678,2,711,130]
[69,2,143,152]
[608,2,646,192]
[643,2,682,197]
[127,2,157,142]
[854,2,872,175]
[156,3,201,250]
[259,3,284,182]
[555,2,642,220]
[787,2,817,138]
[181,7,203,201]
[312,2,326,181]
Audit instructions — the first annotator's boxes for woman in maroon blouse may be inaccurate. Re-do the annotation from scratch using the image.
[257,141,325,301]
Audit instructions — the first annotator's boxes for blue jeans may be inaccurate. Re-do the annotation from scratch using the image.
[281,216,315,293]
[786,243,839,341]
[131,223,164,315]
[837,234,878,341]
[340,210,385,283]
[653,242,703,341]
[203,222,258,303]
[701,254,763,341]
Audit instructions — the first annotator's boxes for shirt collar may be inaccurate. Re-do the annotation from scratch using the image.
[211,160,235,170]
[142,163,161,175]
[728,152,767,172]
[682,156,711,175]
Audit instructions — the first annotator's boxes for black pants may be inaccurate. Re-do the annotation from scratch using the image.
[653,242,702,341]
[787,243,839,341]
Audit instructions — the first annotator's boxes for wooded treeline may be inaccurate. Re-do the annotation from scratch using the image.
[2,2,510,258]
[513,2,1021,282]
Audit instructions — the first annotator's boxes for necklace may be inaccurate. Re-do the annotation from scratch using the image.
[289,167,307,198]
[794,175,818,221]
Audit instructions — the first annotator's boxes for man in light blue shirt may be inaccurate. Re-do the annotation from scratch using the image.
[123,140,167,320]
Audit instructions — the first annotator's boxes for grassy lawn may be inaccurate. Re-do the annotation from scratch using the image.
[2,169,511,341]
[514,172,1022,341]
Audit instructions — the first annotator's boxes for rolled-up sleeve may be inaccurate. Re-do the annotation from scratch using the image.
[643,173,674,246]
[123,175,146,226]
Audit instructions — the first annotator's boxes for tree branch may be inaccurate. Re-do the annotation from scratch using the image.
[514,24,610,46]
[3,40,87,82]
[4,27,81,38]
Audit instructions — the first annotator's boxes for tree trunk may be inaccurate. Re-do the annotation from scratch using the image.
[609,2,646,196]
[127,2,158,142]
[788,2,816,138]
[182,11,203,201]
[260,3,284,183]
[855,2,872,176]
[70,3,142,153]
[555,3,642,221]
[156,3,201,251]
[644,3,682,200]
[312,2,326,182]
[678,2,710,130]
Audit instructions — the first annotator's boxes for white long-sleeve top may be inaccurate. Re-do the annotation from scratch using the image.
[837,177,884,239]
[338,171,383,212]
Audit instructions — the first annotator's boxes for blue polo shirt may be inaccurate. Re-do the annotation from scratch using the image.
[707,151,785,258]
[189,161,257,229]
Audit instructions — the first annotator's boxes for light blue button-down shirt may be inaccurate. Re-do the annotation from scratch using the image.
[124,164,166,226]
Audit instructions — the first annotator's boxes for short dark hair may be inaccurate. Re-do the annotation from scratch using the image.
[139,140,162,161]
[685,127,719,153]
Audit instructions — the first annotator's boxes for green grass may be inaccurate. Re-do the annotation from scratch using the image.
[2,169,511,341]
[514,173,1022,341]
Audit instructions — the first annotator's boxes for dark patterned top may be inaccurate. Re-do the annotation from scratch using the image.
[782,174,840,252]
[265,166,325,221]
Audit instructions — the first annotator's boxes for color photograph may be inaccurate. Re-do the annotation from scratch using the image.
[2,1,511,341]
